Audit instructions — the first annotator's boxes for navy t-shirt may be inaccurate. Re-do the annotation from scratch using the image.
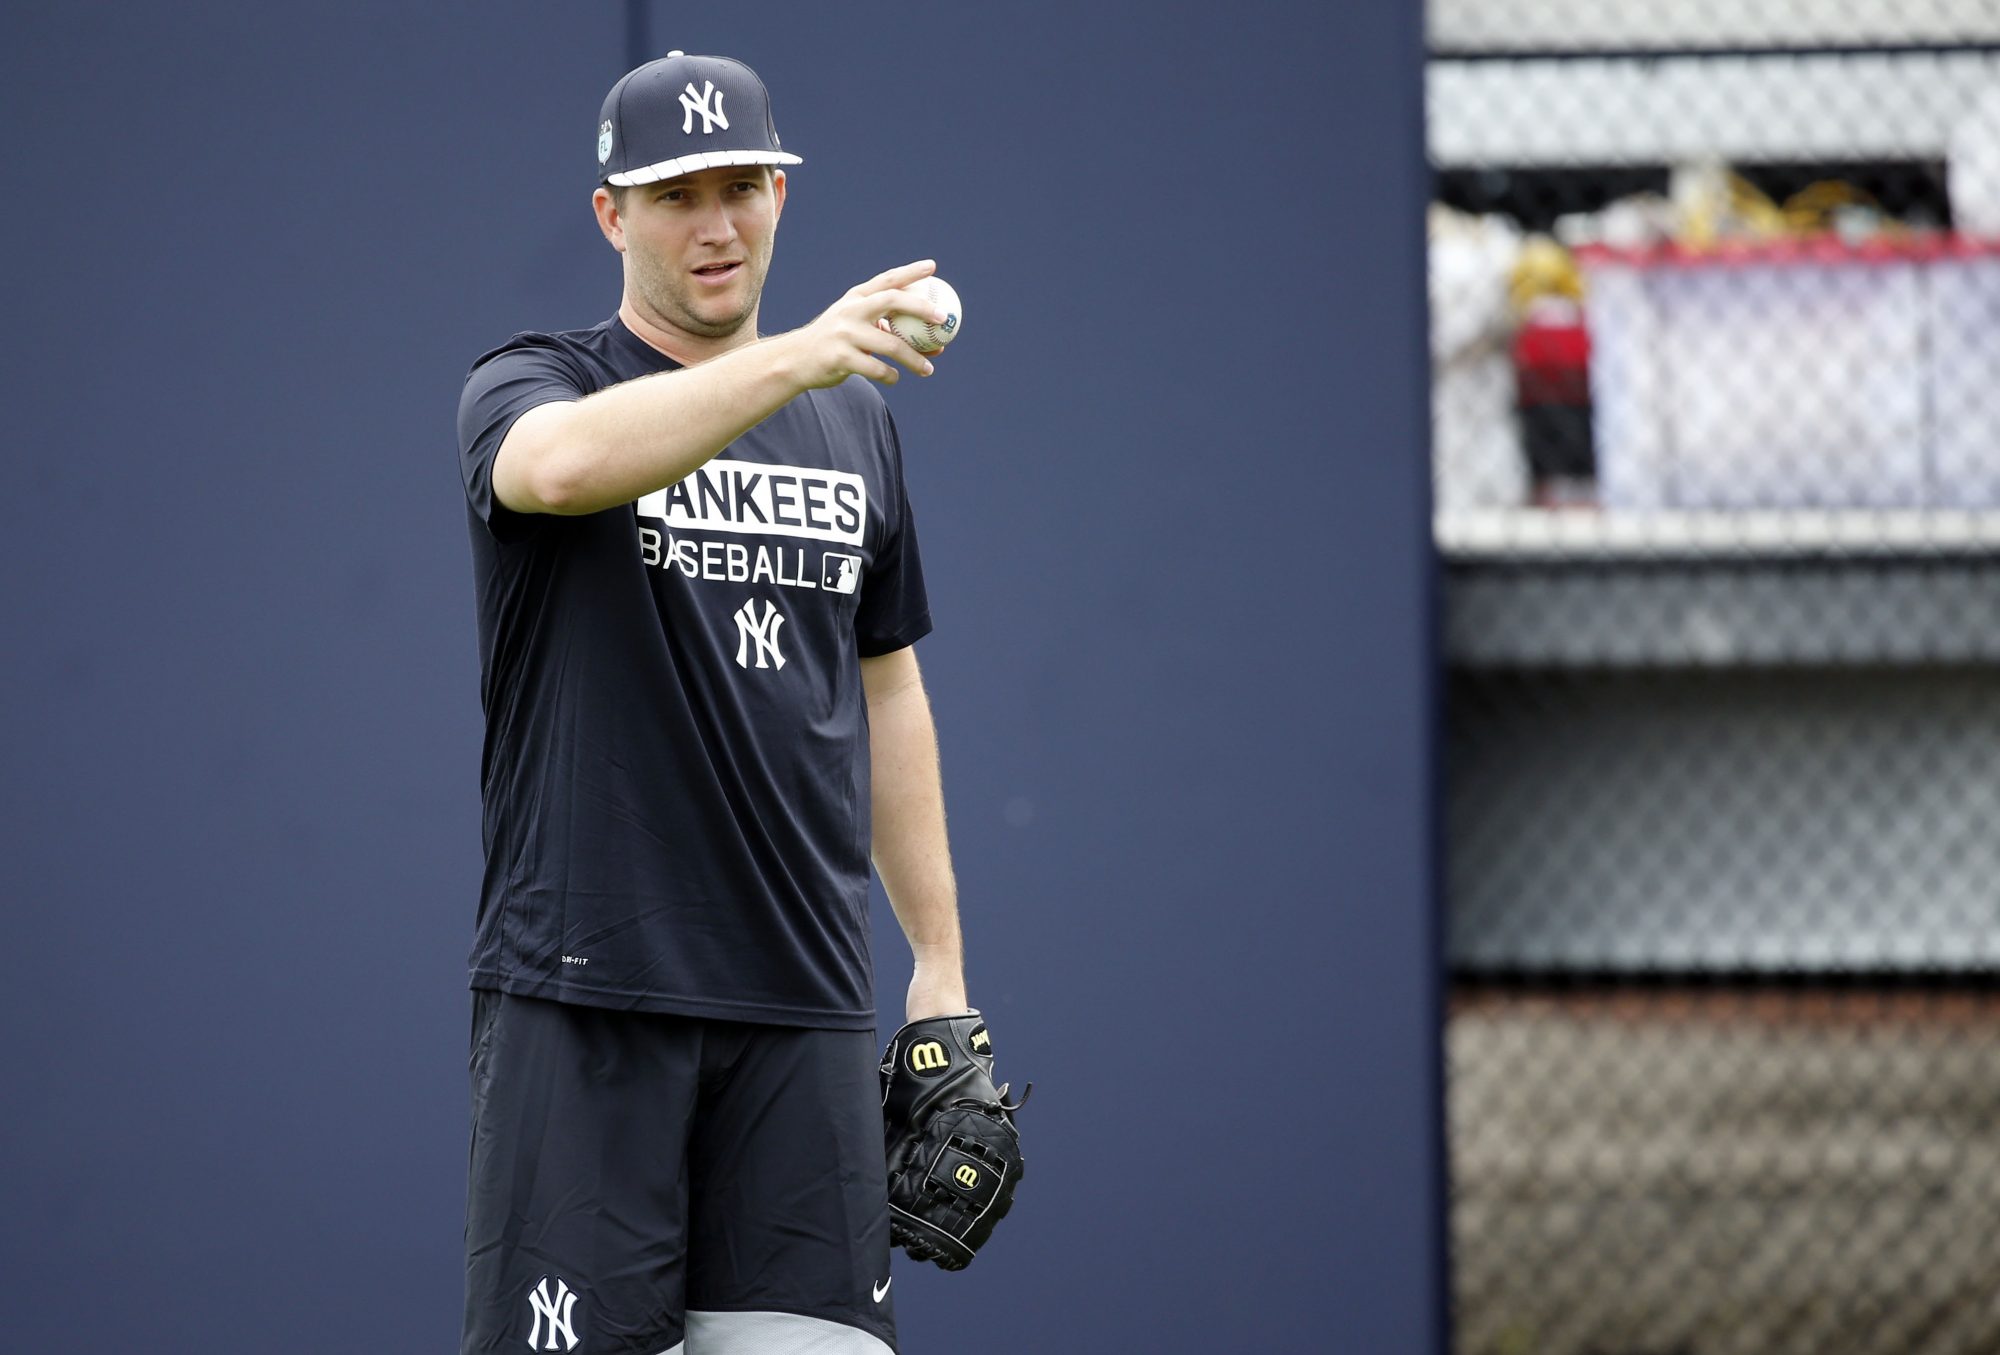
[456,315,932,1029]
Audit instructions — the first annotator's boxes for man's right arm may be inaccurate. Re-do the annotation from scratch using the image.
[492,260,947,518]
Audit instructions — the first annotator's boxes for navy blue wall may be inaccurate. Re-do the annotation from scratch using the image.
[0,3,1438,1350]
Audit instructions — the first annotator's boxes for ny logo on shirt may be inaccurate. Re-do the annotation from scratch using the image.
[733,598,787,670]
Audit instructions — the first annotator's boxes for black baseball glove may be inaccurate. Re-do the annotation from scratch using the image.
[879,1010,1030,1270]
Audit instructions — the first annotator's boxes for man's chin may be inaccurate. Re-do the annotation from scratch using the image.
[675,302,755,339]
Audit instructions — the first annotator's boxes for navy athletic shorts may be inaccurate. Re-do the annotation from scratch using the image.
[461,990,898,1354]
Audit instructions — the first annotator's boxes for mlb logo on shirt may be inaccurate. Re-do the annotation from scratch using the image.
[822,553,861,595]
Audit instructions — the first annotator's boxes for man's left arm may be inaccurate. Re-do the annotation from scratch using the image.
[861,645,969,1023]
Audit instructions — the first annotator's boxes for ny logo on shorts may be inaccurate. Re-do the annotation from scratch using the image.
[528,1276,580,1351]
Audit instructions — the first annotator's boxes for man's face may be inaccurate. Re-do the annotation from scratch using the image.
[602,164,786,345]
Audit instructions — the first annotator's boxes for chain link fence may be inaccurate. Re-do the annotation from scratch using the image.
[1427,4,2000,1351]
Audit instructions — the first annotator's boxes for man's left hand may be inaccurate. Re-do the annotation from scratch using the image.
[906,961,968,1024]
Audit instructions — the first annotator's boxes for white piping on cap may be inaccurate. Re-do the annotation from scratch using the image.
[607,148,803,187]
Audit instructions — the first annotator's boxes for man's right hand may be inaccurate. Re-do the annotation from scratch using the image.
[488,260,951,519]
[778,260,950,390]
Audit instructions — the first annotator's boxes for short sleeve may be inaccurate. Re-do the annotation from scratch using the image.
[855,408,933,656]
[456,339,587,542]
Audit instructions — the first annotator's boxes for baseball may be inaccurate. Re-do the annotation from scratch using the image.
[887,276,963,355]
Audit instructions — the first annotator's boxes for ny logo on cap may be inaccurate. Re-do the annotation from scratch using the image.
[680,80,729,135]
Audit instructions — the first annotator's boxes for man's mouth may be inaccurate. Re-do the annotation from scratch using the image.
[691,260,743,283]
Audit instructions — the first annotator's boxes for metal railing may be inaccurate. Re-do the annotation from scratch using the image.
[1429,4,2000,1350]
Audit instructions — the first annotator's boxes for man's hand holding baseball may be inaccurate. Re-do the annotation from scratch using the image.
[777,259,949,389]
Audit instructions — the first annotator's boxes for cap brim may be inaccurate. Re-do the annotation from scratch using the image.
[607,149,803,187]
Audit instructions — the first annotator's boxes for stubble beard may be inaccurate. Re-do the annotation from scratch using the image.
[633,246,768,342]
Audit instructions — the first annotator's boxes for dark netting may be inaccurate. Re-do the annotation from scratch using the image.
[1428,4,2000,1352]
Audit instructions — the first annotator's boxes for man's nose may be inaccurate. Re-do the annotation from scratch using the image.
[692,197,736,245]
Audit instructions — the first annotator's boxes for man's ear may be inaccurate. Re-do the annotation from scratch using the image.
[771,169,787,226]
[592,186,626,253]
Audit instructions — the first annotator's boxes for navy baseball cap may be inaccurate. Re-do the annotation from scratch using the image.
[597,51,803,187]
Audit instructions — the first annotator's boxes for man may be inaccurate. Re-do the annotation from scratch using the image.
[455,51,968,1355]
